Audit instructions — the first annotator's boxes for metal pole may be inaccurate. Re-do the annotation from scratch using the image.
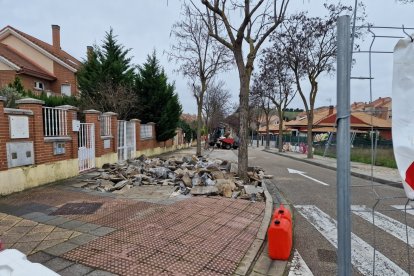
[337,15,351,276]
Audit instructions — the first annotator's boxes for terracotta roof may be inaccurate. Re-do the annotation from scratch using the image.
[1,25,81,69]
[285,106,336,127]
[0,43,56,80]
[258,121,289,133]
[316,111,391,129]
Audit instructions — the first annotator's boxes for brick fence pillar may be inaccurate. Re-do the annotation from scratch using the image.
[84,109,101,158]
[102,112,118,153]
[16,98,45,165]
[56,105,79,159]
[130,119,141,152]
[148,122,157,148]
[0,97,7,170]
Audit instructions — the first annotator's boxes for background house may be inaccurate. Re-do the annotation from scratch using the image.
[0,25,81,96]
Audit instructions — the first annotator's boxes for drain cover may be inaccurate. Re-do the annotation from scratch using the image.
[51,202,102,215]
[317,249,337,263]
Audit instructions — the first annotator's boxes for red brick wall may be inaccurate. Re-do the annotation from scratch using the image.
[16,102,76,165]
[50,62,78,96]
[19,74,53,93]
[0,100,8,170]
[0,70,16,88]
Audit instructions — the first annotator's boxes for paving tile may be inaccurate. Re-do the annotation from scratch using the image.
[165,259,204,276]
[45,230,74,241]
[19,231,50,242]
[205,256,237,275]
[68,233,99,245]
[31,224,56,233]
[182,250,215,267]
[159,241,190,258]
[81,252,113,268]
[32,214,57,223]
[126,245,157,261]
[21,212,45,219]
[58,263,94,276]
[63,247,100,262]
[46,217,72,226]
[60,220,87,230]
[15,219,39,227]
[44,257,74,272]
[43,241,79,256]
[143,252,179,268]
[27,251,54,263]
[13,241,41,255]
[125,262,164,276]
[35,239,66,252]
[101,257,135,275]
[86,269,118,276]
[89,226,116,236]
[197,269,226,276]
[219,247,246,263]
[75,223,101,233]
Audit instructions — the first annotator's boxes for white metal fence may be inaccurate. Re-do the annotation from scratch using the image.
[43,107,68,137]
[140,124,153,139]
[78,123,95,172]
[100,115,112,136]
[117,120,137,161]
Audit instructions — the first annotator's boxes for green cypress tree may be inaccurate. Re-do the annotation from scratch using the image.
[77,28,136,115]
[135,52,182,141]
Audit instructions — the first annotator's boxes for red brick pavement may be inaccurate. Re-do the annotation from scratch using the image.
[62,196,265,276]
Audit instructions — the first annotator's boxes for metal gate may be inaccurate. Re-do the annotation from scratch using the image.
[78,123,95,172]
[118,120,136,161]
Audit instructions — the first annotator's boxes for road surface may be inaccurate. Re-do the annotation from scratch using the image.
[248,147,413,276]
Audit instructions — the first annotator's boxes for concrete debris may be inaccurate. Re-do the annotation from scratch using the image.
[82,154,267,201]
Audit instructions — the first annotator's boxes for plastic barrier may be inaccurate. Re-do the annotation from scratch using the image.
[0,249,58,276]
[272,204,292,223]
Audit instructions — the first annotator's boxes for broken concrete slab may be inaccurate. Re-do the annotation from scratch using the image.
[190,186,219,196]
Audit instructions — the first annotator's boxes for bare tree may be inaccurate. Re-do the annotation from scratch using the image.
[169,2,232,156]
[80,79,137,120]
[259,45,296,152]
[189,0,290,179]
[202,80,232,132]
[251,74,274,149]
[274,3,364,158]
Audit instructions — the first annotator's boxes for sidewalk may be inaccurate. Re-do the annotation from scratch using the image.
[260,146,402,186]
[0,148,269,276]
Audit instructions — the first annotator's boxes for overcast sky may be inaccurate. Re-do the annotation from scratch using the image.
[0,0,412,114]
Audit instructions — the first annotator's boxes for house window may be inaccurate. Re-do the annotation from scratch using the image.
[34,81,44,90]
[61,84,71,96]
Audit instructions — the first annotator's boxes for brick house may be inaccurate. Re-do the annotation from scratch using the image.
[0,25,81,96]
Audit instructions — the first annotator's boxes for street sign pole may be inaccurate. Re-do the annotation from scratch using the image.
[337,15,352,276]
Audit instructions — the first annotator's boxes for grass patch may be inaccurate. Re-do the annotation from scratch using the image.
[314,147,397,169]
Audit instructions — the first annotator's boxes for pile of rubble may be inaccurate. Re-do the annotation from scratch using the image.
[81,155,273,201]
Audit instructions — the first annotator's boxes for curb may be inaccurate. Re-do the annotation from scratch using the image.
[264,150,402,189]
[234,180,273,276]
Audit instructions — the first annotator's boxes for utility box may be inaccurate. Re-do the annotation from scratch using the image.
[9,116,29,139]
[7,142,34,168]
[72,120,80,132]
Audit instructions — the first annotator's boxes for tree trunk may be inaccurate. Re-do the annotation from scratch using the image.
[265,117,270,149]
[238,75,249,181]
[196,99,203,156]
[307,111,314,158]
[278,110,284,152]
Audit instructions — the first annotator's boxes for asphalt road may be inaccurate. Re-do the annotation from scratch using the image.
[248,147,414,276]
